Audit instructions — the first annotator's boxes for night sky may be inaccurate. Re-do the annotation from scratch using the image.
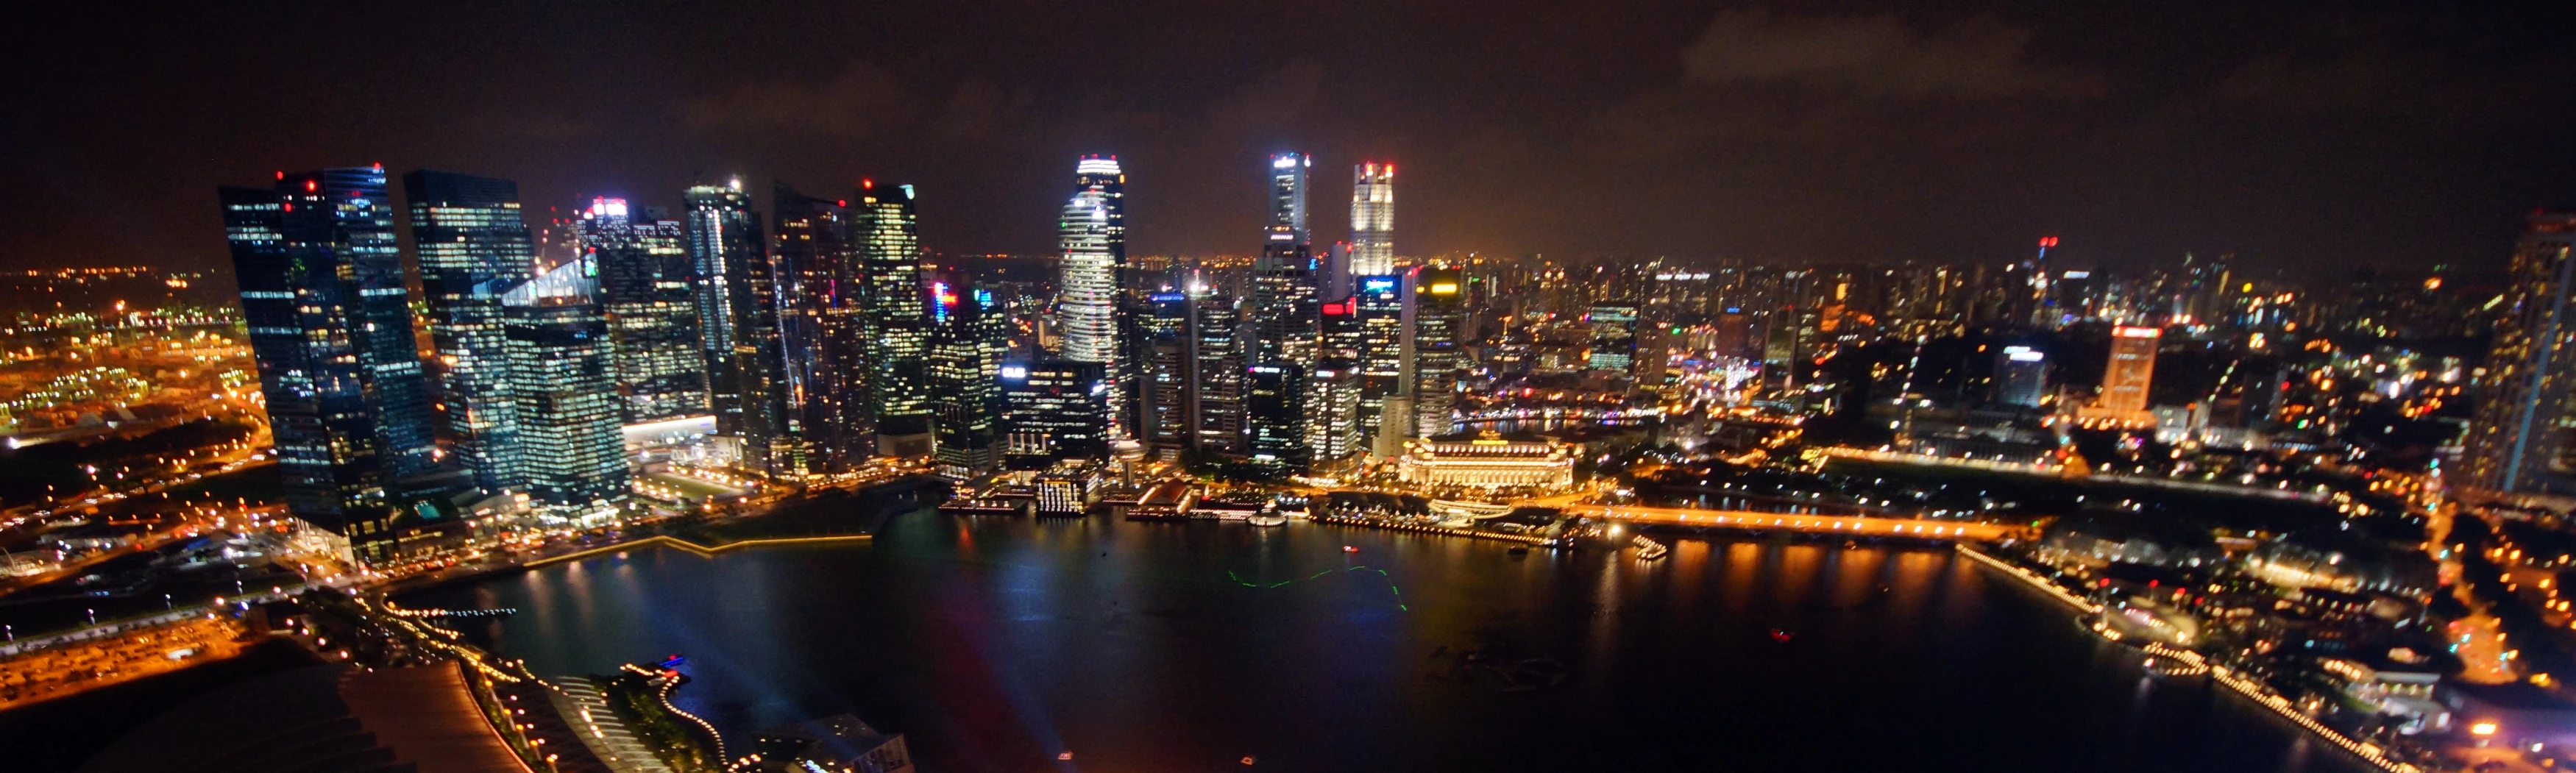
[5,1,2572,279]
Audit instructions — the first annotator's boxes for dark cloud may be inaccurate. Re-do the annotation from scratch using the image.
[681,62,914,138]
[1680,11,2105,99]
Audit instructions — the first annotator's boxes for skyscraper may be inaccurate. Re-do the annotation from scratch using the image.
[1138,291,1193,460]
[402,170,535,496]
[583,197,710,424]
[1189,293,1247,456]
[1246,363,1308,470]
[684,182,756,437]
[2463,213,2576,493]
[502,257,630,517]
[1001,360,1109,463]
[1588,305,1639,371]
[858,182,932,446]
[770,184,856,476]
[929,274,1009,480]
[1411,266,1467,438]
[1252,153,1319,367]
[1352,274,1406,438]
[1057,156,1126,428]
[1351,163,1394,277]
[222,166,438,558]
[1305,359,1362,470]
[2101,326,2160,415]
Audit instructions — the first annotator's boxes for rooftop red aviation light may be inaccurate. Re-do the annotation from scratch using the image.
[2040,236,2059,248]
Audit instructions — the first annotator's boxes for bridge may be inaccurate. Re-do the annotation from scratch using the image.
[1558,503,2029,541]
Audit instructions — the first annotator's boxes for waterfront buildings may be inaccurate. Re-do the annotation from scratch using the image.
[682,182,753,435]
[1246,363,1309,470]
[1353,274,1405,441]
[581,197,709,424]
[1188,293,1247,456]
[221,166,439,557]
[929,274,1008,479]
[1588,304,1639,371]
[1410,266,1466,438]
[1396,432,1576,489]
[1305,360,1362,471]
[691,182,797,477]
[502,257,631,519]
[2463,211,2576,494]
[771,184,858,475]
[1057,156,1126,428]
[1350,163,1394,277]
[1137,292,1193,460]
[859,183,933,452]
[1252,153,1319,368]
[1001,359,1108,463]
[401,170,535,496]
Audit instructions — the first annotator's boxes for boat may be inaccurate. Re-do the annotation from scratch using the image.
[1631,534,1669,560]
[2143,657,2196,679]
[1248,515,1286,527]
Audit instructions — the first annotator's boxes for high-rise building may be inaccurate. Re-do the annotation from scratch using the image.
[501,257,630,518]
[1189,293,1247,455]
[770,184,857,476]
[1246,363,1309,470]
[859,182,932,444]
[1252,153,1319,368]
[1001,360,1108,463]
[689,182,795,476]
[221,166,438,558]
[1350,163,1394,277]
[2101,326,2160,414]
[583,197,710,424]
[1411,266,1467,438]
[929,274,1009,480]
[2463,213,2576,494]
[683,182,756,435]
[401,170,534,496]
[1137,292,1193,460]
[1996,346,2048,408]
[1353,274,1406,438]
[1305,359,1362,469]
[1057,156,1126,429]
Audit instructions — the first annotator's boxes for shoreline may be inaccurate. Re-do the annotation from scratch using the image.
[1954,542,2424,773]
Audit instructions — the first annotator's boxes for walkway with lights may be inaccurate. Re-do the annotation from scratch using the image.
[1560,503,2029,541]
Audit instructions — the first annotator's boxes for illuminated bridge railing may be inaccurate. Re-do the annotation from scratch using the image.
[1563,505,2025,541]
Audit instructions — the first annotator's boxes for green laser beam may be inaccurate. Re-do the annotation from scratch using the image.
[1226,565,1409,611]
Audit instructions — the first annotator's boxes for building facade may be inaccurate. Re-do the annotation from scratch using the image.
[1001,360,1108,463]
[401,170,534,496]
[1057,156,1126,427]
[502,257,631,519]
[583,197,709,424]
[2464,212,2576,493]
[1397,433,1576,489]
[1350,163,1395,277]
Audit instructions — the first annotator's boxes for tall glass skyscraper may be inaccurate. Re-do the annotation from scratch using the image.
[583,198,710,424]
[1001,360,1110,462]
[1350,163,1395,277]
[1057,157,1125,407]
[1352,274,1406,438]
[1410,266,1466,438]
[502,256,630,517]
[771,183,858,475]
[859,183,932,433]
[1252,153,1319,367]
[402,170,534,496]
[684,182,756,437]
[929,272,1009,479]
[1189,291,1246,455]
[221,166,437,557]
[2465,212,2576,494]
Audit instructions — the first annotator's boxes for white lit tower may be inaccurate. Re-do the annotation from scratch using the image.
[1350,162,1395,277]
[1057,156,1126,430]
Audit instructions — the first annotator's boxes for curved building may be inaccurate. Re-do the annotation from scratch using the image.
[1058,157,1126,421]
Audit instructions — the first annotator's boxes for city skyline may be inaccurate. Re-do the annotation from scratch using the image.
[11,3,2576,279]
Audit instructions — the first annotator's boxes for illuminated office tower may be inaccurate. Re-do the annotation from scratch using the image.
[401,170,533,496]
[684,182,755,436]
[221,167,437,558]
[859,182,932,440]
[1252,153,1319,367]
[928,274,1008,479]
[692,182,796,476]
[770,184,858,476]
[1411,266,1467,438]
[1246,363,1308,470]
[582,197,709,424]
[1189,294,1247,455]
[1137,292,1192,460]
[1587,305,1639,371]
[1632,324,1672,389]
[1305,359,1362,469]
[2463,213,2576,493]
[1001,360,1109,462]
[502,257,629,518]
[1350,163,1395,277]
[1352,274,1405,435]
[1057,156,1126,425]
[1996,346,2048,408]
[2101,326,2160,414]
